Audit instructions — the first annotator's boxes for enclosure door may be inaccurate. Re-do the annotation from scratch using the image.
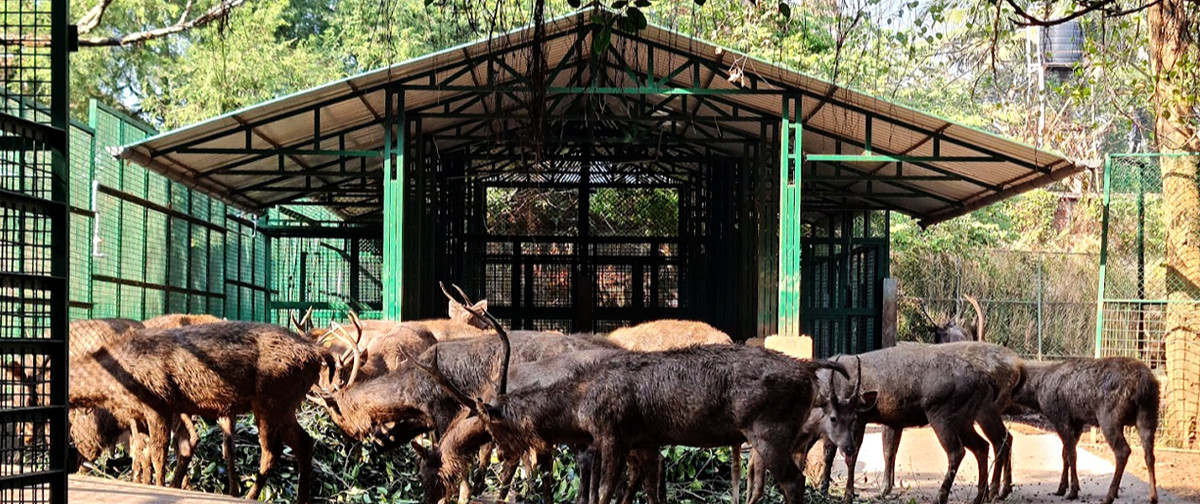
[468,184,691,333]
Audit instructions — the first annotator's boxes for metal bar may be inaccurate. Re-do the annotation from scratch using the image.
[177,147,383,157]
[804,154,1001,163]
[1094,154,1112,357]
[382,90,406,320]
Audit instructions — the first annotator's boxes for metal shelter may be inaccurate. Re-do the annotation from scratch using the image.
[118,8,1081,350]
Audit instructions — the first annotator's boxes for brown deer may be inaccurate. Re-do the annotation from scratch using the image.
[69,321,331,503]
[1012,357,1158,504]
[439,300,846,504]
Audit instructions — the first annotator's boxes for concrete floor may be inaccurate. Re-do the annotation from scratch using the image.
[813,425,1176,504]
[69,475,249,504]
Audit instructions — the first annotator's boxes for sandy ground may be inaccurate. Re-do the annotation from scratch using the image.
[808,423,1192,504]
[69,474,250,503]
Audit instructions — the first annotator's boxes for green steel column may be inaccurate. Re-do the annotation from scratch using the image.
[383,89,406,320]
[778,95,802,337]
[1094,155,1113,357]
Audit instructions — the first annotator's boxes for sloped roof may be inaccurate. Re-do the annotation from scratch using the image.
[118,8,1082,225]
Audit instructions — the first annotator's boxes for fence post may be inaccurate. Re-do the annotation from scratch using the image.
[1037,253,1044,359]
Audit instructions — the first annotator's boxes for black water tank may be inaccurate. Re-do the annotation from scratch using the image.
[1042,20,1083,69]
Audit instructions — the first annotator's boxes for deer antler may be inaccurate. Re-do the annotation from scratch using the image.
[301,306,314,331]
[441,281,473,305]
[915,299,939,328]
[853,355,862,399]
[327,322,363,391]
[452,283,510,396]
[963,295,985,342]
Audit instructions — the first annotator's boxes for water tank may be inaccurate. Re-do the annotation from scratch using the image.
[1042,20,1083,70]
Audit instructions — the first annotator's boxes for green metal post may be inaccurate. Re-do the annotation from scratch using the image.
[383,89,406,320]
[778,95,802,337]
[1094,155,1113,358]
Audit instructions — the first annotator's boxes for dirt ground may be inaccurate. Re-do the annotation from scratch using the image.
[808,422,1200,504]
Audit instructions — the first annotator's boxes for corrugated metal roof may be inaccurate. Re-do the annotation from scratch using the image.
[118,7,1082,225]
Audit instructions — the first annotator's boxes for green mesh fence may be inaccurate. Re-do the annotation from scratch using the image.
[65,100,269,324]
[1099,153,1200,451]
[266,206,383,328]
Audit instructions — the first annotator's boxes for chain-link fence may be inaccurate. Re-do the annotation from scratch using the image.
[894,249,1100,359]
[1099,153,1200,451]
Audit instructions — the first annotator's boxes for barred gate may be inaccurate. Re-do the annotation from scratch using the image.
[1,0,71,499]
[1098,153,1200,451]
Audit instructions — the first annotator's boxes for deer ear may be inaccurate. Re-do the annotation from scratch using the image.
[410,441,430,460]
[471,300,487,312]
[857,390,879,412]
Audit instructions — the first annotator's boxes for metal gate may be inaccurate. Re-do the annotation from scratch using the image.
[1,0,72,499]
[802,210,890,357]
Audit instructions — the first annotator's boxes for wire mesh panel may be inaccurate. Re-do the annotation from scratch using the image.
[1,0,70,498]
[895,249,1099,358]
[802,211,889,357]
[1099,153,1200,451]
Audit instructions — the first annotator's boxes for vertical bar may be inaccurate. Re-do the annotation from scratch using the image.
[1095,155,1113,357]
[383,89,406,320]
[50,0,71,490]
[1037,253,1044,359]
[1135,165,1146,358]
[777,94,803,338]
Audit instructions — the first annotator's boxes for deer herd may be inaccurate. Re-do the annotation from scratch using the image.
[16,286,1161,504]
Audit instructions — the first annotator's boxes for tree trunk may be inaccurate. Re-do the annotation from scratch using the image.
[1150,0,1200,449]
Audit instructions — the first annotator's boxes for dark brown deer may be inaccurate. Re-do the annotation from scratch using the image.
[1012,357,1158,504]
[810,347,999,504]
[447,302,846,504]
[69,321,330,503]
[916,294,985,343]
[605,318,740,504]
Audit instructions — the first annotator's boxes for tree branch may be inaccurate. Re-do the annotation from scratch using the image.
[1,0,246,47]
[77,0,119,34]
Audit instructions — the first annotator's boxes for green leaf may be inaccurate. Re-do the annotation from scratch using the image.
[694,0,706,5]
[593,25,613,54]
[628,7,648,30]
[635,0,651,6]
[569,0,581,7]
[778,2,791,18]
[590,13,606,25]
[424,0,435,6]
[613,0,628,8]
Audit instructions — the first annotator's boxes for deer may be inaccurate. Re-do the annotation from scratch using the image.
[142,313,225,329]
[604,318,741,504]
[805,347,1001,504]
[432,298,847,504]
[309,318,621,503]
[1011,356,1159,504]
[916,294,985,343]
[69,321,333,503]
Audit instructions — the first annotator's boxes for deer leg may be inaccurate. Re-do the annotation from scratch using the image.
[282,417,314,504]
[495,451,519,502]
[169,414,198,489]
[575,448,593,504]
[747,434,805,504]
[538,449,555,504]
[842,420,866,504]
[960,423,991,504]
[1055,423,1082,500]
[746,447,766,504]
[217,416,238,496]
[1138,409,1158,504]
[474,441,492,495]
[818,438,835,495]
[928,417,968,504]
[246,415,281,501]
[128,422,144,484]
[1099,418,1131,504]
[731,444,742,504]
[881,425,903,497]
[596,440,629,504]
[144,414,171,487]
[976,409,1012,499]
[618,451,642,504]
